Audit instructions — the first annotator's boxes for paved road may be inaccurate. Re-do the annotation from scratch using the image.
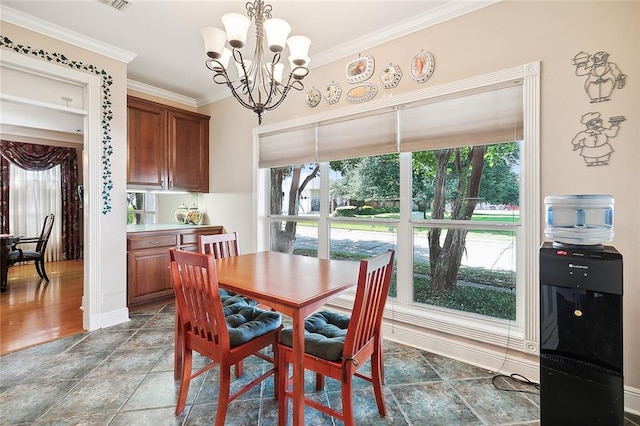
[292,225,515,271]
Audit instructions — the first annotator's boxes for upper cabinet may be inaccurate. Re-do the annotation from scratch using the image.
[127,96,210,192]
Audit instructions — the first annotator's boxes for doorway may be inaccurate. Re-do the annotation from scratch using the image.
[1,49,101,333]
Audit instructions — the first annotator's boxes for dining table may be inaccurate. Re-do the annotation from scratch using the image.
[1,234,20,292]
[213,251,360,426]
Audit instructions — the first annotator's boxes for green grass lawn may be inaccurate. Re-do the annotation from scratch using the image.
[296,210,519,234]
[293,247,516,320]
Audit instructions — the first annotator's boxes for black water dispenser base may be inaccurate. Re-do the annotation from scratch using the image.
[539,242,624,426]
[540,355,624,425]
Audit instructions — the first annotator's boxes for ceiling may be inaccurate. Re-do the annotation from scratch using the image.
[0,0,492,133]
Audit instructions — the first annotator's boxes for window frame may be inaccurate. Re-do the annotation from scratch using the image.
[256,63,540,356]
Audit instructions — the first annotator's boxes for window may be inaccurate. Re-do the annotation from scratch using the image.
[126,192,157,224]
[257,63,540,355]
[268,164,320,255]
[9,164,62,262]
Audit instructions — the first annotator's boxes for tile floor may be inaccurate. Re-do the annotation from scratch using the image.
[1,303,639,425]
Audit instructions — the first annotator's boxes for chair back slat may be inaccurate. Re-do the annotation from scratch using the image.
[198,232,240,258]
[37,214,55,253]
[170,249,230,353]
[343,250,395,357]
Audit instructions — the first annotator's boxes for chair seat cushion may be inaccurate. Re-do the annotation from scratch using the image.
[7,250,41,261]
[279,310,350,361]
[220,290,259,307]
[6,251,22,262]
[224,305,282,347]
[219,288,235,298]
[220,294,256,308]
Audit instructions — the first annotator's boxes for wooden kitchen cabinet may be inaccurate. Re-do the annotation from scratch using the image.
[127,96,210,192]
[126,225,223,311]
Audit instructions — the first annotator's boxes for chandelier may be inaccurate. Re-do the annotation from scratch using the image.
[201,0,311,124]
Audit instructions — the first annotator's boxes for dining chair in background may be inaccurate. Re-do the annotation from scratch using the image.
[277,249,395,426]
[6,214,55,282]
[169,249,282,425]
[190,232,260,379]
[199,231,240,258]
[199,232,268,310]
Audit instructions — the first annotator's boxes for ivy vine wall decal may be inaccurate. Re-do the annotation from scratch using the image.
[0,35,114,214]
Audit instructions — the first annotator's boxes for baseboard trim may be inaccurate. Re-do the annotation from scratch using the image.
[96,308,130,329]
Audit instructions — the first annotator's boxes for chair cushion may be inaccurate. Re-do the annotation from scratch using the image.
[6,251,22,262]
[219,288,235,298]
[224,305,282,347]
[220,293,259,307]
[15,251,41,261]
[279,310,350,361]
[7,250,41,262]
[221,295,248,307]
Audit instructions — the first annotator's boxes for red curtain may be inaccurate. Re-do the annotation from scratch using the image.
[0,140,81,260]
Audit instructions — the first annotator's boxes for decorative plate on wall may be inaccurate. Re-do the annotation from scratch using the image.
[305,87,321,107]
[323,81,342,104]
[346,83,378,103]
[380,63,402,89]
[409,50,435,83]
[345,55,375,84]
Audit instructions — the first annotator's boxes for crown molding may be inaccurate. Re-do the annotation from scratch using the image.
[0,5,136,63]
[312,0,501,68]
[127,80,198,108]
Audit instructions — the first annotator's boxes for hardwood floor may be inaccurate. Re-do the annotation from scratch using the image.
[0,260,84,355]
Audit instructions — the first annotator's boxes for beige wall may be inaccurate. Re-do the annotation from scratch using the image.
[199,0,640,392]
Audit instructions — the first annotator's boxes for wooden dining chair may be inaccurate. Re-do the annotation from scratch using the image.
[169,249,282,425]
[6,214,55,282]
[178,231,258,380]
[199,232,268,309]
[198,232,247,301]
[199,231,240,259]
[277,249,395,426]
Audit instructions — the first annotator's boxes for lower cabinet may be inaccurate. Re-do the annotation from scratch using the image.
[127,226,223,311]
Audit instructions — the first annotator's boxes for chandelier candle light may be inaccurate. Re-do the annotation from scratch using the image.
[201,0,311,124]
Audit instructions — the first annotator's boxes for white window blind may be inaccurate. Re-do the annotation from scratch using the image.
[258,80,523,167]
[258,126,316,168]
[400,83,523,152]
[316,110,398,162]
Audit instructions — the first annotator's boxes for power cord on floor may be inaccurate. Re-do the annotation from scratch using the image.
[490,317,540,395]
[489,264,539,396]
[492,373,540,395]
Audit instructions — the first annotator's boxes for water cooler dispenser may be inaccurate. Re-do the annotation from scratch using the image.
[540,195,624,425]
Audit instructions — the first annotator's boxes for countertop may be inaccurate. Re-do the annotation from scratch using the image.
[126,223,222,233]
